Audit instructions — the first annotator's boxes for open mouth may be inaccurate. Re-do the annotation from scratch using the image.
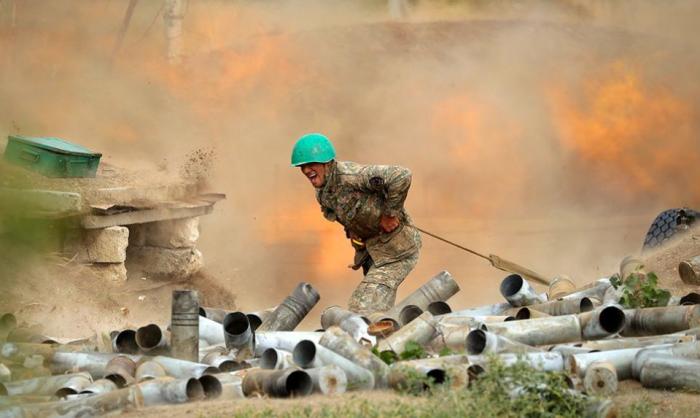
[306,171,317,180]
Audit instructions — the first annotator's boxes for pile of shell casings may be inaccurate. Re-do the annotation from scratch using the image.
[2,256,700,418]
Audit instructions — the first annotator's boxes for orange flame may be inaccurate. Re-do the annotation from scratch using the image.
[549,61,698,200]
[260,201,352,281]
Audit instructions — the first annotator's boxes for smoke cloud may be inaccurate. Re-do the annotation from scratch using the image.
[1,0,699,315]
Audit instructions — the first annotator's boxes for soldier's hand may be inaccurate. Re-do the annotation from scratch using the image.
[380,215,400,233]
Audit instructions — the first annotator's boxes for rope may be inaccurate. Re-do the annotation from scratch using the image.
[415,226,491,262]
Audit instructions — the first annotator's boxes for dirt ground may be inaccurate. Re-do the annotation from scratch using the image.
[0,250,237,340]
[642,230,700,295]
[116,379,700,418]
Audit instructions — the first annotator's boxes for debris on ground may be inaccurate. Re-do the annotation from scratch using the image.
[3,242,700,417]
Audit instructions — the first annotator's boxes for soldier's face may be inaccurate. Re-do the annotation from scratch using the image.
[300,162,327,188]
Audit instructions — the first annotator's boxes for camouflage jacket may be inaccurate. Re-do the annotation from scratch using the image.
[316,161,421,267]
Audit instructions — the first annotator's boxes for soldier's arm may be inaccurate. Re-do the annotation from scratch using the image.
[359,165,412,217]
[316,192,337,222]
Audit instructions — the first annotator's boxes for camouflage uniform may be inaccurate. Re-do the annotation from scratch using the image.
[316,161,421,314]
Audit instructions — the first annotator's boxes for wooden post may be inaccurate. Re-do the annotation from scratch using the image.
[163,0,185,64]
[112,0,139,58]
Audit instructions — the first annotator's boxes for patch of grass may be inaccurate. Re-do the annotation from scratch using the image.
[371,340,428,365]
[463,356,594,418]
[610,269,671,308]
[371,346,397,365]
[438,347,455,357]
[619,397,654,418]
[217,356,603,418]
[399,340,427,361]
[390,364,440,395]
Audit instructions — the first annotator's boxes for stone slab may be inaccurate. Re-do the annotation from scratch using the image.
[83,226,129,263]
[127,246,203,279]
[145,217,199,248]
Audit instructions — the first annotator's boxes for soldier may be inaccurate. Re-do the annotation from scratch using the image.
[291,133,421,314]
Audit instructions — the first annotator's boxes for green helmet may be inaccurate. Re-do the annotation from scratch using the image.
[291,133,336,167]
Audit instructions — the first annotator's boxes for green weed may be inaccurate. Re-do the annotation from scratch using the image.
[610,269,671,308]
[217,356,603,418]
[619,397,654,418]
[399,340,428,361]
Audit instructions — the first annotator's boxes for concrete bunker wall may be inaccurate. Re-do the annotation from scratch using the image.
[70,217,204,281]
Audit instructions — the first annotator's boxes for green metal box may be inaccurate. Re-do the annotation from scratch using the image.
[4,135,102,178]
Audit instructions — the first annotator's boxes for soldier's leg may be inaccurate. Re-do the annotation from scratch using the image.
[347,253,418,315]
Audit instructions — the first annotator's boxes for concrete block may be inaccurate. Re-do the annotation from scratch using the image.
[0,188,82,215]
[145,217,199,248]
[86,183,198,206]
[83,226,129,263]
[89,262,128,282]
[127,246,203,278]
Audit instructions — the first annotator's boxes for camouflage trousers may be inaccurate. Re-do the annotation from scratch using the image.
[347,252,419,315]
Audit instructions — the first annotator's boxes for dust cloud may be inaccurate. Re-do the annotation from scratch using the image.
[1,0,699,317]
